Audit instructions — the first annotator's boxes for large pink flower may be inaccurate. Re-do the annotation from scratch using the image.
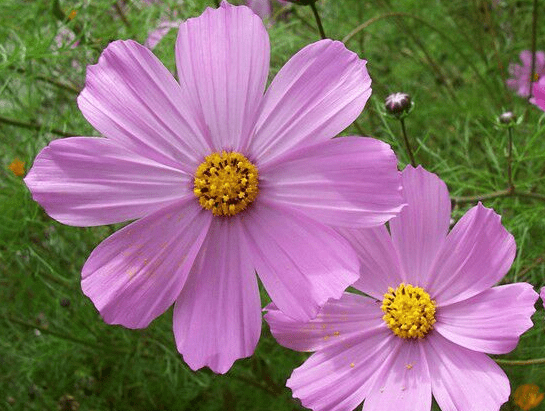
[24,2,403,373]
[266,165,537,410]
[506,50,545,97]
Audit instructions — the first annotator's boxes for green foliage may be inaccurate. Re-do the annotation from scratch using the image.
[1,0,545,410]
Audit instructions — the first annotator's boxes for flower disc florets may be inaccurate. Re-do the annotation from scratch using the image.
[381,283,436,339]
[193,151,259,216]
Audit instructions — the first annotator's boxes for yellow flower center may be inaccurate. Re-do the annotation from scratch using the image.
[533,72,540,82]
[514,384,544,411]
[381,283,436,339]
[193,151,259,216]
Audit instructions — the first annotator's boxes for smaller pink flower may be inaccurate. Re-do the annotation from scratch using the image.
[266,165,538,411]
[531,77,545,112]
[53,26,79,50]
[506,50,545,97]
[142,0,183,49]
[145,20,181,49]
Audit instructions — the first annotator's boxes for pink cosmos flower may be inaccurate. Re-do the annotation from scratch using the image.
[506,50,545,97]
[145,19,181,49]
[24,2,404,373]
[142,0,183,50]
[530,77,545,112]
[266,165,538,411]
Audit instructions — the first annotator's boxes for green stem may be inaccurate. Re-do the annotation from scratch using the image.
[309,2,326,39]
[528,0,538,100]
[495,357,545,366]
[507,127,514,190]
[400,118,417,167]
[12,67,79,95]
[290,7,318,34]
[517,254,545,279]
[452,188,545,205]
[114,1,132,29]
[342,12,497,101]
[4,315,126,354]
[0,114,75,137]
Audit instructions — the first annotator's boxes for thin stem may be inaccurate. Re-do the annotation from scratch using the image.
[114,1,132,29]
[517,254,545,279]
[290,7,318,34]
[452,188,545,205]
[12,67,79,94]
[377,1,459,105]
[507,127,514,190]
[452,189,511,204]
[495,357,545,366]
[352,119,369,137]
[342,12,497,101]
[229,374,280,397]
[309,2,326,39]
[528,0,538,100]
[399,118,417,167]
[0,114,75,137]
[4,315,126,354]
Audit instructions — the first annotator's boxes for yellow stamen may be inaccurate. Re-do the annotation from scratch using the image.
[8,158,25,177]
[513,384,544,411]
[381,283,436,339]
[68,10,78,20]
[533,72,540,82]
[194,151,259,216]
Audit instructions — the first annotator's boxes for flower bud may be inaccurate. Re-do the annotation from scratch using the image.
[385,92,412,118]
[499,111,516,125]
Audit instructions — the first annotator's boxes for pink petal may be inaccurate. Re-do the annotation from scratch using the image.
[427,203,516,306]
[24,137,189,226]
[519,50,533,67]
[434,283,537,354]
[243,200,359,321]
[78,40,208,173]
[536,51,545,73]
[81,199,211,328]
[541,287,545,307]
[259,136,403,228]
[145,20,181,50]
[288,328,400,411]
[531,77,545,112]
[389,165,451,287]
[250,40,371,166]
[264,293,385,352]
[175,2,270,151]
[364,341,431,411]
[337,225,404,300]
[173,217,261,374]
[425,333,510,411]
